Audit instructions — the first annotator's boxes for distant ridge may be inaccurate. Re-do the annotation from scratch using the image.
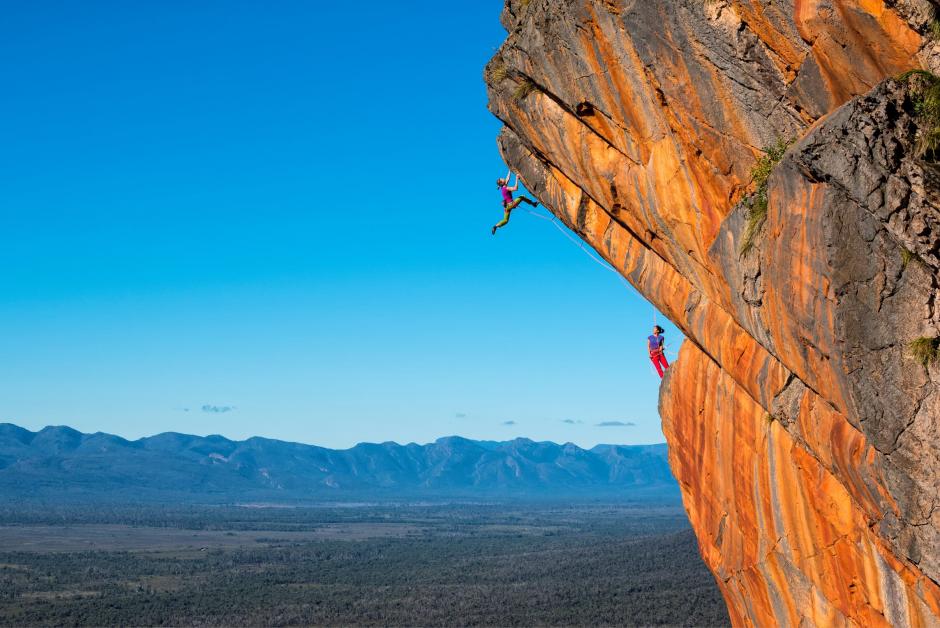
[0,424,678,503]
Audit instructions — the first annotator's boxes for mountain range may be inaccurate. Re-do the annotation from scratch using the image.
[0,424,678,502]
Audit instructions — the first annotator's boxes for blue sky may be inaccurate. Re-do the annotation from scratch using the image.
[0,1,682,448]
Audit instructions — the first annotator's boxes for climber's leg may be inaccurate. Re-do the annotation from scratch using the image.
[518,196,539,207]
[650,354,665,378]
[651,352,669,378]
[492,207,513,234]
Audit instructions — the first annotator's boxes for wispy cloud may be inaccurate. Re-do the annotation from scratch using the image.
[596,421,635,427]
[561,419,583,425]
[502,420,517,426]
[202,404,236,414]
[455,412,467,419]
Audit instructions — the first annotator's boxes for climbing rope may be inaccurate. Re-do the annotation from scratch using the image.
[522,206,669,323]
[521,208,623,276]
[521,207,679,373]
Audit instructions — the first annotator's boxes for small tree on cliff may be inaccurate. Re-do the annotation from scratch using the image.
[739,137,794,256]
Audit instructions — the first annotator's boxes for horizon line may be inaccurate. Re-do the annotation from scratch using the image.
[0,422,668,452]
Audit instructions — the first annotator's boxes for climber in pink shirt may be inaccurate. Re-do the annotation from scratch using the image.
[649,325,669,378]
[492,169,539,235]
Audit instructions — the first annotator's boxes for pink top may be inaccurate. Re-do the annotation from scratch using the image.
[500,185,513,204]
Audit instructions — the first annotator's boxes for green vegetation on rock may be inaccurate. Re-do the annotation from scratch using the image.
[514,77,537,101]
[929,19,940,41]
[739,137,794,255]
[899,69,940,159]
[909,336,940,367]
[487,59,509,84]
[901,246,924,269]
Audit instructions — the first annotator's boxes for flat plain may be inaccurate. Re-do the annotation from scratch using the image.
[0,502,730,626]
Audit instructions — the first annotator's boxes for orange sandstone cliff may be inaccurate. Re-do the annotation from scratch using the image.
[485,1,940,625]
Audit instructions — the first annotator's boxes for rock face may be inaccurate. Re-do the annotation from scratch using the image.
[486,1,940,625]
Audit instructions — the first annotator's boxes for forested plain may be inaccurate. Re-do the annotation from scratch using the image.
[0,502,729,626]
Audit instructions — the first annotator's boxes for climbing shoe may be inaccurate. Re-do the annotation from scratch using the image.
[491,226,497,235]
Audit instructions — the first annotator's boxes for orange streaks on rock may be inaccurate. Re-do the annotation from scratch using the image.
[662,344,940,627]
[488,1,938,624]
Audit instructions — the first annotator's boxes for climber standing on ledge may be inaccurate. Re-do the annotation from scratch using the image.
[649,325,669,378]
[492,169,538,235]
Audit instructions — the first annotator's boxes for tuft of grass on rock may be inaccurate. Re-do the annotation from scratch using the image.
[901,246,924,269]
[909,336,940,367]
[740,205,767,257]
[898,69,940,159]
[514,77,537,101]
[487,61,509,84]
[739,137,794,255]
[930,19,940,41]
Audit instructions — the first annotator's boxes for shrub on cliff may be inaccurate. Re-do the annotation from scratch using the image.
[909,336,940,367]
[487,60,509,84]
[899,69,940,159]
[514,77,537,101]
[900,246,925,269]
[739,137,794,255]
[930,19,940,41]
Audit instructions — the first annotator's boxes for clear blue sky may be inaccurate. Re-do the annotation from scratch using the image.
[1,1,682,448]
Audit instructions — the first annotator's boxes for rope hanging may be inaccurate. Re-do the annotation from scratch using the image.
[521,207,678,374]
[521,208,623,276]
[522,207,669,338]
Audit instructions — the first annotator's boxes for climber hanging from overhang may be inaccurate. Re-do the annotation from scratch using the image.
[648,325,669,378]
[492,169,539,235]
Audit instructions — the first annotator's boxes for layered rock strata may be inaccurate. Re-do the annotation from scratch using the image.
[486,1,940,625]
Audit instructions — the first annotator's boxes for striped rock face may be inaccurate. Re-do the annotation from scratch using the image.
[485,1,940,625]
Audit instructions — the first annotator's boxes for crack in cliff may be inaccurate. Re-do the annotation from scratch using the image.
[490,68,644,170]
[885,384,929,455]
[637,50,766,159]
[492,76,675,257]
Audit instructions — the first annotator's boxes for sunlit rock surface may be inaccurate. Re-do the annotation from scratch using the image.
[486,1,940,624]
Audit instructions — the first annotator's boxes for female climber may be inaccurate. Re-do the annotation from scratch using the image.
[649,325,669,378]
[492,169,539,235]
